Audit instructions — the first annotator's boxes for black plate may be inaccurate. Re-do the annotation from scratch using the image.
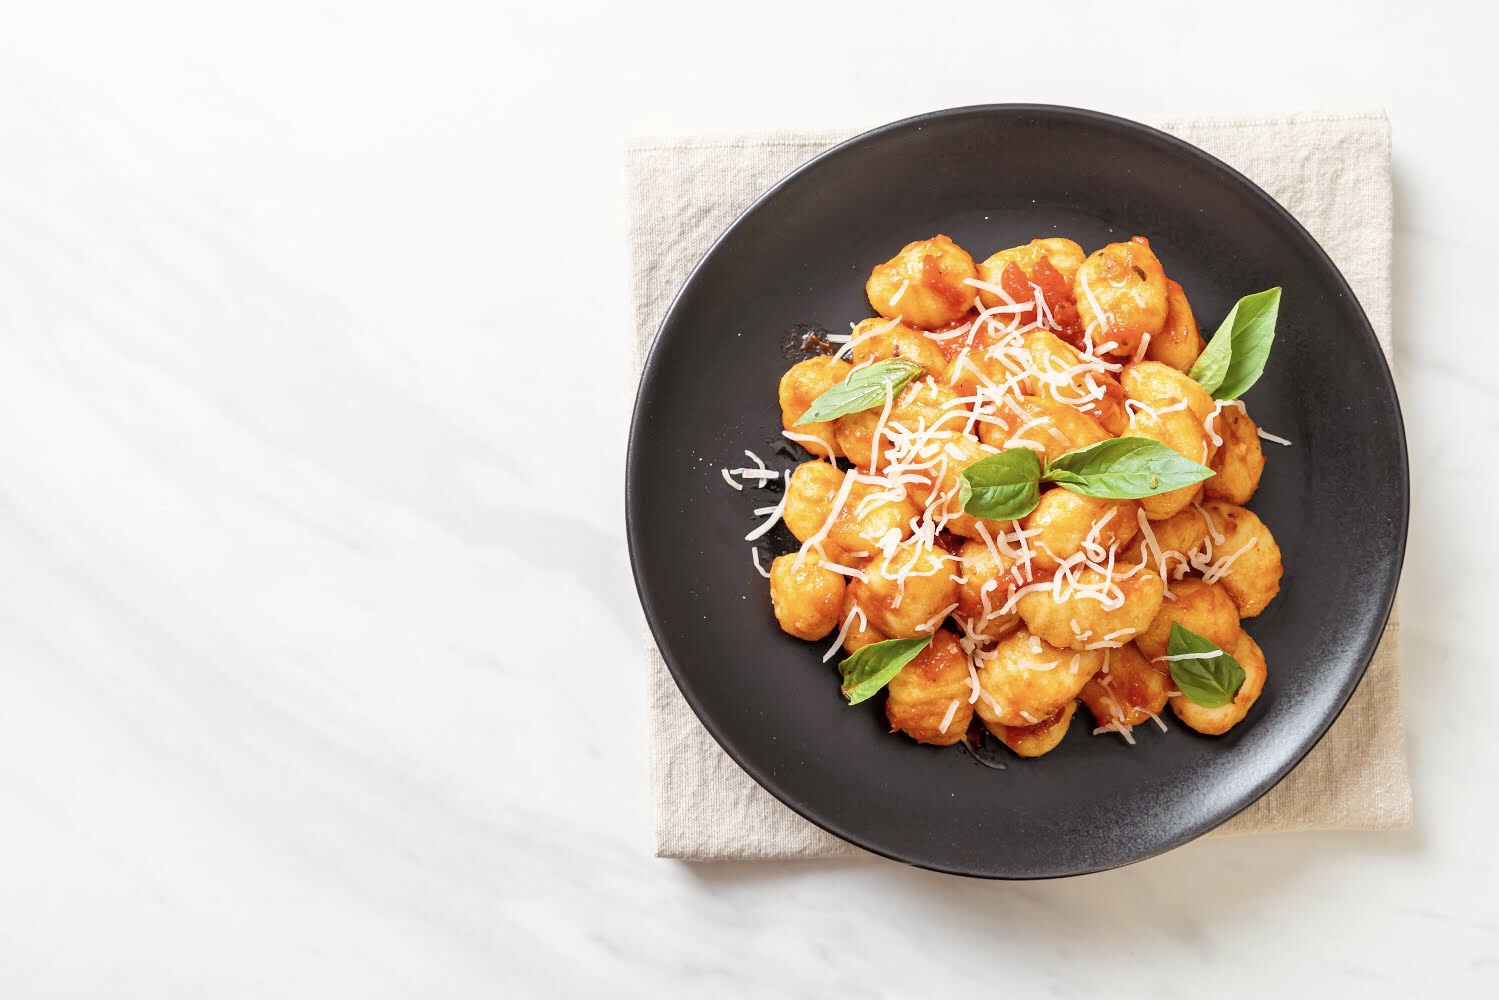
[626,105,1407,879]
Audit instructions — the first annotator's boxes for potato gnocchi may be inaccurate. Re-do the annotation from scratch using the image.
[728,233,1287,758]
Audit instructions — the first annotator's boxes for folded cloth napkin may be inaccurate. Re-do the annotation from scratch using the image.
[629,113,1411,861]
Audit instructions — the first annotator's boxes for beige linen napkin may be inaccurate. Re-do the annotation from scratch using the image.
[630,113,1410,861]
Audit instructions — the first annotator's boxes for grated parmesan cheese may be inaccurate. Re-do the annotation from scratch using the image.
[823,605,867,663]
[744,470,792,541]
[938,698,961,734]
[1258,427,1293,446]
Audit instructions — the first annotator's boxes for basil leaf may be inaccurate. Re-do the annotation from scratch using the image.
[959,448,1043,519]
[1189,287,1282,400]
[1165,623,1246,709]
[1042,437,1212,499]
[839,635,934,706]
[795,359,926,425]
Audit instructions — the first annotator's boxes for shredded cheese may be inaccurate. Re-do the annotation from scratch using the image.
[744,470,791,541]
[1092,721,1137,745]
[1131,331,1152,363]
[914,602,959,633]
[1258,427,1293,446]
[938,698,961,734]
[836,315,904,360]
[1202,536,1258,584]
[793,469,858,569]
[823,605,866,663]
[782,428,836,453]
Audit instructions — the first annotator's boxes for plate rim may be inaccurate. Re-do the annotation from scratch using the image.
[625,103,1410,879]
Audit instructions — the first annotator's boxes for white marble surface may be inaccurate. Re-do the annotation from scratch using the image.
[0,2,1494,996]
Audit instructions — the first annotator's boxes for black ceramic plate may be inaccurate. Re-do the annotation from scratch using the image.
[626,105,1407,878]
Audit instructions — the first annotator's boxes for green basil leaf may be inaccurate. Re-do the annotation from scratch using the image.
[1041,437,1213,499]
[1186,312,1233,396]
[795,359,926,425]
[839,635,934,706]
[1189,287,1282,400]
[958,448,1043,520]
[1165,623,1246,709]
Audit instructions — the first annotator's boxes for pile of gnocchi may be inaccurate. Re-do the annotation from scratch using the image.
[748,232,1286,758]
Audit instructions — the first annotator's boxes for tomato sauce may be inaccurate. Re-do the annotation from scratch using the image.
[930,313,976,362]
[998,257,1085,349]
[1006,704,1069,738]
[1030,257,1085,348]
[920,249,971,314]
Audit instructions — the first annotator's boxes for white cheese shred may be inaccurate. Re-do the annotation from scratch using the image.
[1092,721,1137,745]
[823,605,866,663]
[820,560,870,583]
[1258,427,1293,446]
[794,469,858,570]
[744,470,791,541]
[914,602,959,634]
[1131,331,1151,363]
[938,698,961,734]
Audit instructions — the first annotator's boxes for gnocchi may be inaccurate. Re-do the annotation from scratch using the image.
[1026,330,1130,434]
[1079,643,1171,730]
[1022,488,1139,573]
[886,631,975,745]
[974,628,1103,728]
[1170,629,1268,735]
[866,236,978,330]
[1147,279,1207,371]
[770,548,846,640]
[1134,577,1240,662]
[1198,499,1283,617]
[779,356,852,458]
[740,231,1285,756]
[979,396,1111,461]
[1017,564,1165,652]
[1206,404,1266,505]
[849,545,959,639]
[1073,237,1168,358]
[984,700,1078,758]
[955,538,1022,641]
